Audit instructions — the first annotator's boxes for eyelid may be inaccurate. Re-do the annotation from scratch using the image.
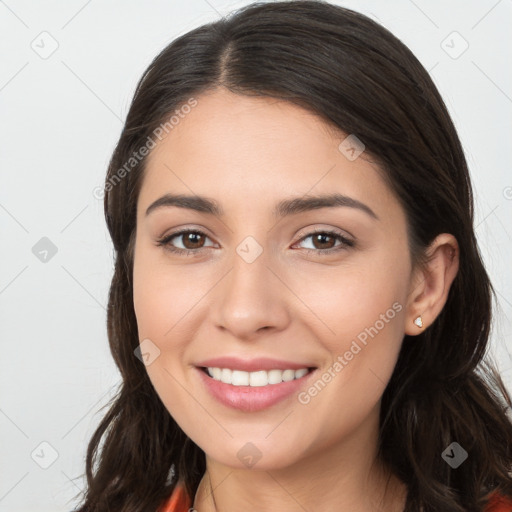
[294,225,354,243]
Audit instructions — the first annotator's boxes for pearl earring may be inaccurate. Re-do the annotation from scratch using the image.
[414,316,423,328]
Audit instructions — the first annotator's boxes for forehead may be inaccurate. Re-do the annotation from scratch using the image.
[138,88,400,224]
[148,87,345,165]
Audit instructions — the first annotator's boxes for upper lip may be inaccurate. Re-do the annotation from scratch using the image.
[196,356,316,372]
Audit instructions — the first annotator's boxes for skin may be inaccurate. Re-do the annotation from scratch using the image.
[132,87,459,511]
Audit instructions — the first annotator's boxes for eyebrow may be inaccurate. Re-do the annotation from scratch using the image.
[145,192,379,220]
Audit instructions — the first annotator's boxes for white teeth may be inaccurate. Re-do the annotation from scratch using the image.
[268,369,283,384]
[232,370,249,386]
[205,367,311,386]
[294,368,309,379]
[249,370,268,387]
[221,368,232,384]
[282,369,295,382]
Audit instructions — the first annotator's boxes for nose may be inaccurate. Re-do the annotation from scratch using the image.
[211,245,291,341]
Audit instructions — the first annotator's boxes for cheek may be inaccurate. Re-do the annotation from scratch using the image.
[288,254,407,409]
[133,271,169,344]
[290,258,407,349]
[133,243,186,390]
[291,275,406,454]
[132,246,199,420]
[132,242,217,391]
[133,242,202,340]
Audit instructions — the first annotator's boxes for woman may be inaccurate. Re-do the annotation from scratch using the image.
[74,1,512,511]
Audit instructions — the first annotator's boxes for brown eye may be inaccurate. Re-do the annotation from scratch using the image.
[295,230,355,254]
[156,229,215,256]
[311,233,337,250]
[181,232,206,249]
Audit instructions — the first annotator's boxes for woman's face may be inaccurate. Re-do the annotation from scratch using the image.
[133,87,416,470]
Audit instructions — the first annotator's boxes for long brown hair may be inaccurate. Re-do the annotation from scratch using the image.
[73,1,512,510]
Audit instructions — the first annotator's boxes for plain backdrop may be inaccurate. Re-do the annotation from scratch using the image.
[0,1,511,510]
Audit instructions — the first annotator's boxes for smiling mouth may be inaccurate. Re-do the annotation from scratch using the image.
[199,366,316,387]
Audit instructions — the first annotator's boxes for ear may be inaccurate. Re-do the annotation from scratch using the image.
[405,233,460,335]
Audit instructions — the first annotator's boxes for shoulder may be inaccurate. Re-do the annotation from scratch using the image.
[158,481,192,512]
[485,491,512,512]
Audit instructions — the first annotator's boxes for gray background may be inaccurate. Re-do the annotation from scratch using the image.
[1,1,511,510]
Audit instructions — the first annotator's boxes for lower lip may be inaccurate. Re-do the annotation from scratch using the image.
[196,367,316,412]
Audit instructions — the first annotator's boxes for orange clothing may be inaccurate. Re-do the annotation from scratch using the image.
[157,482,512,512]
[159,481,192,512]
[486,492,512,512]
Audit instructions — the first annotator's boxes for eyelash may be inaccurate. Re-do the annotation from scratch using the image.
[156,228,355,257]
